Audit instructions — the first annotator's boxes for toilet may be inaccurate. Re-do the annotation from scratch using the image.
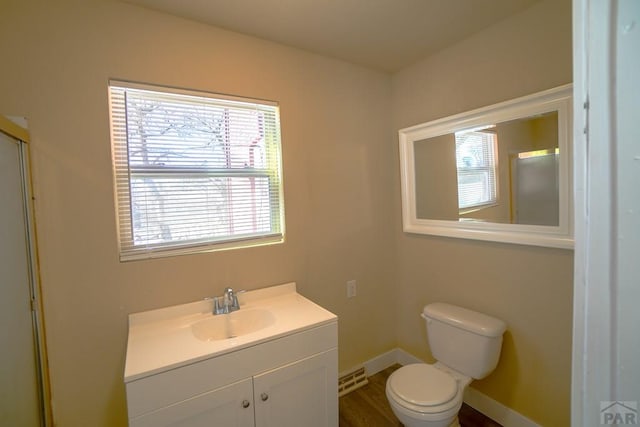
[386,303,506,427]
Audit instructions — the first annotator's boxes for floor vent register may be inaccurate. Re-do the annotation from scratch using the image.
[338,366,369,397]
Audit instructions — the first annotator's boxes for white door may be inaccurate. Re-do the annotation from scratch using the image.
[253,348,338,427]
[129,378,255,427]
[0,131,41,426]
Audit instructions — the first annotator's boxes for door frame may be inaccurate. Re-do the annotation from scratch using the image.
[572,0,640,425]
[0,115,52,426]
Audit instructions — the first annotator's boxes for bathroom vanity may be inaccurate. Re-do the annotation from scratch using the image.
[124,283,338,427]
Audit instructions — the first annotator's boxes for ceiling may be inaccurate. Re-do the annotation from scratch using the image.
[124,0,540,73]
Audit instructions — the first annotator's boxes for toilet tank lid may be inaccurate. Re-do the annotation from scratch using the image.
[423,303,507,337]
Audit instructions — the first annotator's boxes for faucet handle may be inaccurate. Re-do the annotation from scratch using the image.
[212,296,227,315]
[230,289,246,311]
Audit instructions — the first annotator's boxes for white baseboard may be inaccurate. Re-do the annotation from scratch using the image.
[463,386,540,427]
[362,349,398,375]
[354,348,541,427]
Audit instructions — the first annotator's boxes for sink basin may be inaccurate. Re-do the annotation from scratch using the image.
[191,308,276,341]
[125,282,339,381]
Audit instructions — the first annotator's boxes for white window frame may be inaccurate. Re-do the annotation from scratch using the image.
[454,128,499,213]
[108,80,285,261]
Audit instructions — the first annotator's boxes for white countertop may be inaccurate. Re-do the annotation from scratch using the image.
[124,282,337,382]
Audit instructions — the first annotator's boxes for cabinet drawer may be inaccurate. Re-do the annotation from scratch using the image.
[126,321,337,418]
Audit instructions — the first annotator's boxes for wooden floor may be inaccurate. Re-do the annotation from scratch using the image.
[339,365,502,427]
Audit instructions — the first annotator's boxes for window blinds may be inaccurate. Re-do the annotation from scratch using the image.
[454,129,498,210]
[109,81,284,260]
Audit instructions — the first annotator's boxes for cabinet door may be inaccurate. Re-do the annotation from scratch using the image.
[130,377,254,427]
[253,348,338,427]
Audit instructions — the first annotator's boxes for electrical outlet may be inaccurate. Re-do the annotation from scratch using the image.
[347,280,357,298]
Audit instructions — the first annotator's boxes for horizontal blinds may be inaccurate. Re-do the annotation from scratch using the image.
[455,130,498,210]
[109,81,284,260]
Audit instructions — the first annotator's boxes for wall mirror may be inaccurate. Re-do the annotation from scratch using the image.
[399,85,573,248]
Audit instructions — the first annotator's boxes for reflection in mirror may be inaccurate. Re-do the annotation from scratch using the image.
[399,84,573,249]
[414,111,559,226]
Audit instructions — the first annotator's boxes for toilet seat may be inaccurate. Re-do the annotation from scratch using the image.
[387,364,462,415]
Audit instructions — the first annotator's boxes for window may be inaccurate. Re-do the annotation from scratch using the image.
[109,81,285,260]
[454,127,498,212]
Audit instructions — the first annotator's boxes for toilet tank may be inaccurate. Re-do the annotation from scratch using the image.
[422,303,507,379]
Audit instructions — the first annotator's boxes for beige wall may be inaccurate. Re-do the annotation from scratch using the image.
[1,0,574,426]
[0,1,396,425]
[391,0,573,426]
[414,133,459,220]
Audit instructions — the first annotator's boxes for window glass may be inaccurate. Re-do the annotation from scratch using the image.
[109,82,285,260]
[455,128,498,211]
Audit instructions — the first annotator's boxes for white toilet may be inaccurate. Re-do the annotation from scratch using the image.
[386,303,506,427]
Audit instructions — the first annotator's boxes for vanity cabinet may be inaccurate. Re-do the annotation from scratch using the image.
[126,321,338,427]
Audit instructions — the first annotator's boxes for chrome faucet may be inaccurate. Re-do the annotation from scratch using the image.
[212,287,243,315]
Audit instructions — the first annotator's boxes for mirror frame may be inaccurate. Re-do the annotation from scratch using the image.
[399,84,573,249]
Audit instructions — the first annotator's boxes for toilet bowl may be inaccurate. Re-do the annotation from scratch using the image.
[386,363,470,427]
[385,303,506,427]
